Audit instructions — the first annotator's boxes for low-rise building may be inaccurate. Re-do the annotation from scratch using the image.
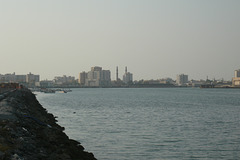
[36,80,54,88]
[54,75,75,85]
[189,80,205,87]
[159,78,174,84]
[232,77,240,86]
[232,69,240,87]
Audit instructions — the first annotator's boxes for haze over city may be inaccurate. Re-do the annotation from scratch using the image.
[1,0,239,81]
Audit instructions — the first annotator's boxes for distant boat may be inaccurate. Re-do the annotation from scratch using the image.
[65,89,72,92]
[59,90,67,93]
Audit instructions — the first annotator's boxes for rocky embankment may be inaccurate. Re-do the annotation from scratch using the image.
[0,89,96,160]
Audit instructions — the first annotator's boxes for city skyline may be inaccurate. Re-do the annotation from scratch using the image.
[1,1,239,81]
[0,67,237,88]
[0,66,238,82]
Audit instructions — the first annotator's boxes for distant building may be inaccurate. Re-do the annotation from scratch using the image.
[54,75,75,85]
[232,69,240,87]
[85,67,101,87]
[101,70,111,86]
[232,78,240,86]
[123,67,133,84]
[85,66,111,87]
[143,80,160,84]
[189,80,205,87]
[26,73,40,87]
[234,69,240,78]
[36,80,54,88]
[78,72,87,85]
[159,78,174,84]
[15,75,27,83]
[176,74,188,86]
[0,72,39,86]
[0,73,16,83]
[26,73,40,84]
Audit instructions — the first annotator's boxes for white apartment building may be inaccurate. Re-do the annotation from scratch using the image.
[176,74,188,86]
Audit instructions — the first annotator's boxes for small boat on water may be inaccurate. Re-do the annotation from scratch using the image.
[63,89,72,92]
[58,90,67,93]
[42,89,55,93]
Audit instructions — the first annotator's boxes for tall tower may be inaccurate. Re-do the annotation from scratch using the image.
[116,66,119,81]
[125,66,127,73]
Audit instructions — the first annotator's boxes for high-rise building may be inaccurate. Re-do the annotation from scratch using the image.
[79,72,87,85]
[85,66,111,87]
[101,70,111,86]
[176,74,188,86]
[123,67,133,84]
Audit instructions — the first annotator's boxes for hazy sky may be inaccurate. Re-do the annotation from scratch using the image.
[0,0,239,81]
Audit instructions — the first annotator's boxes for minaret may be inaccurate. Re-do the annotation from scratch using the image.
[116,66,119,81]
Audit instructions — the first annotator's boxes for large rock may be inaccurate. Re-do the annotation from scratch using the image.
[0,89,96,160]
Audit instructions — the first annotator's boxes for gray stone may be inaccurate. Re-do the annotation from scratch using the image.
[0,151,4,158]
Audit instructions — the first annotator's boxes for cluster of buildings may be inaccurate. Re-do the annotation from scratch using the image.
[79,66,133,87]
[39,75,77,88]
[1,67,240,88]
[79,66,111,87]
[0,72,40,87]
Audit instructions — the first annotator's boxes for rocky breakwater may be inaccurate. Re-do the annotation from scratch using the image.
[0,88,96,160]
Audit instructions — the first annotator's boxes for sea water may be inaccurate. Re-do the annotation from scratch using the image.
[36,88,240,160]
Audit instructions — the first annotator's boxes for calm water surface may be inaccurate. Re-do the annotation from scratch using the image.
[36,88,240,160]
